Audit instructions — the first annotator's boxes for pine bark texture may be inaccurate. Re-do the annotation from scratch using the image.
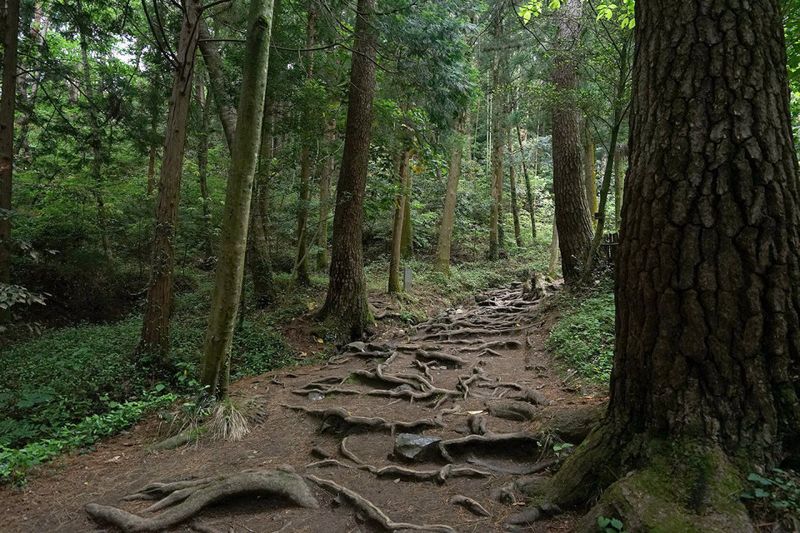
[317,0,377,339]
[201,0,274,397]
[138,0,201,357]
[608,0,800,464]
[550,0,593,283]
[0,0,19,285]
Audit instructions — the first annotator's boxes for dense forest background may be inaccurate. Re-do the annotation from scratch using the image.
[2,0,800,529]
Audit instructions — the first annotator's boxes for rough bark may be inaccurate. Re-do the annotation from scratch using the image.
[508,139,523,247]
[200,0,274,398]
[294,1,318,286]
[0,0,19,286]
[316,118,335,270]
[516,125,537,241]
[549,0,800,515]
[316,0,376,340]
[435,118,465,275]
[137,0,201,357]
[550,0,593,283]
[389,147,411,293]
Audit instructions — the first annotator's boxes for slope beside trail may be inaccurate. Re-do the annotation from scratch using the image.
[1,282,607,532]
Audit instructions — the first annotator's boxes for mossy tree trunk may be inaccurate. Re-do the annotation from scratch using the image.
[549,0,800,514]
[200,0,274,398]
[435,116,465,275]
[516,124,537,242]
[550,0,592,284]
[137,0,201,358]
[317,0,377,340]
[0,0,19,287]
[195,72,214,259]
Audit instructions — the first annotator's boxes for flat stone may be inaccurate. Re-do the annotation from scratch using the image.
[394,433,442,462]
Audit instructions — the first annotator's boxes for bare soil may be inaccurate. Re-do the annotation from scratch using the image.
[0,282,607,532]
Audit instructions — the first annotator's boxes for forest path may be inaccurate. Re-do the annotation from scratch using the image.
[2,283,607,532]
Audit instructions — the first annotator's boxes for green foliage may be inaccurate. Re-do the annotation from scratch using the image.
[548,288,615,382]
[597,516,626,533]
[0,390,176,485]
[742,468,800,526]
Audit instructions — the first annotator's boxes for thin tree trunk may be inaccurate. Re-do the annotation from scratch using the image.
[137,0,201,357]
[316,118,335,270]
[509,139,523,247]
[198,21,237,151]
[584,137,597,225]
[201,0,275,398]
[0,0,20,286]
[435,117,465,275]
[317,0,377,340]
[516,124,537,241]
[77,8,111,260]
[248,97,276,307]
[400,172,413,258]
[488,8,506,260]
[614,143,625,227]
[294,1,318,285]
[196,73,214,258]
[388,147,411,293]
[547,223,559,278]
[550,0,592,283]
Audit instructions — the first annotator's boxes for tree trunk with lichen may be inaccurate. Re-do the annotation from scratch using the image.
[317,0,376,340]
[546,3,800,529]
[200,0,274,398]
[137,0,201,358]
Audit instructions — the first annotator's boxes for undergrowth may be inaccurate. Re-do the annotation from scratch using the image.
[547,283,615,383]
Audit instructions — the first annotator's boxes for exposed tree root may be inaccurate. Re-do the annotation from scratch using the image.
[461,339,523,353]
[282,405,441,433]
[438,432,541,462]
[305,457,491,483]
[85,469,318,533]
[450,495,491,517]
[306,475,457,532]
[415,349,467,367]
[466,456,558,475]
[486,400,539,421]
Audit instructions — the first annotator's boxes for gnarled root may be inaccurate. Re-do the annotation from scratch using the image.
[85,469,318,533]
[306,475,457,532]
[282,404,441,433]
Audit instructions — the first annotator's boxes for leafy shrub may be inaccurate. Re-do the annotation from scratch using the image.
[548,289,615,382]
[742,468,800,528]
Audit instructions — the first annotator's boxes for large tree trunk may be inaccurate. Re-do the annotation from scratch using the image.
[294,1,318,286]
[0,0,19,286]
[388,147,411,293]
[137,0,201,357]
[508,139,523,247]
[316,118,335,271]
[435,118,465,275]
[201,0,274,398]
[516,125,537,241]
[550,0,592,283]
[317,0,377,340]
[548,1,800,525]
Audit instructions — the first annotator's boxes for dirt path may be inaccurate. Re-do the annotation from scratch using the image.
[1,283,607,532]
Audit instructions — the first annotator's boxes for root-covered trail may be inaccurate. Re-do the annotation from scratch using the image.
[2,283,607,532]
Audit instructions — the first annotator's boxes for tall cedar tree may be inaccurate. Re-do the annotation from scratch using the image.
[548,0,800,524]
[435,116,466,274]
[551,0,593,283]
[0,0,19,286]
[201,0,274,397]
[137,0,201,357]
[317,0,377,339]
